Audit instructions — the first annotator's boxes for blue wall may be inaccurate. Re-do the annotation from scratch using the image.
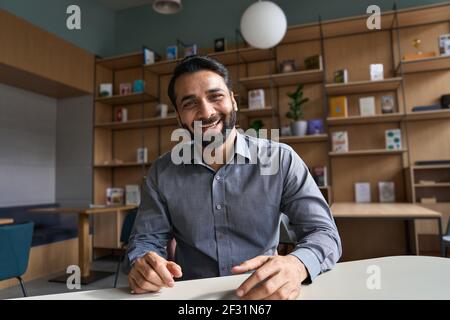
[0,0,115,56]
[114,0,449,57]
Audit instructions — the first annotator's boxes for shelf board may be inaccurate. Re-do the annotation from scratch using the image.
[414,183,450,188]
[327,113,403,126]
[239,69,323,89]
[209,47,275,65]
[397,55,450,74]
[94,162,151,168]
[95,92,157,106]
[239,107,275,117]
[329,149,407,157]
[412,164,450,170]
[96,52,143,70]
[279,134,328,144]
[95,116,178,130]
[325,78,402,96]
[405,109,450,121]
[145,58,182,75]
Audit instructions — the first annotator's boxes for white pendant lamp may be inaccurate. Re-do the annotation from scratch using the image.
[240,0,287,49]
[153,0,182,14]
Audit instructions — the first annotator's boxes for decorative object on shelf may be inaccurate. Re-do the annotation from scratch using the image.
[381,95,395,114]
[214,38,226,52]
[439,34,450,55]
[286,84,309,136]
[359,96,376,116]
[248,89,265,109]
[311,166,327,187]
[166,45,178,60]
[156,103,169,118]
[133,79,145,93]
[119,83,132,95]
[333,69,348,83]
[440,94,450,108]
[143,46,158,65]
[240,0,287,49]
[184,44,197,57]
[249,119,264,138]
[370,63,384,80]
[115,107,128,122]
[125,185,141,206]
[307,119,324,135]
[411,104,441,112]
[279,59,297,73]
[304,54,323,70]
[99,83,113,97]
[137,147,148,164]
[281,125,291,136]
[378,181,395,203]
[420,197,437,204]
[385,129,402,150]
[402,38,436,61]
[328,96,348,118]
[153,0,182,14]
[332,131,349,153]
[355,182,371,203]
[106,188,124,205]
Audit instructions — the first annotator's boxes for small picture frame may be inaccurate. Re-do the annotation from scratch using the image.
[279,60,297,73]
[119,83,132,95]
[166,45,178,60]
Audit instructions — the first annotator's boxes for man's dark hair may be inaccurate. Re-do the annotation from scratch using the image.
[167,55,232,109]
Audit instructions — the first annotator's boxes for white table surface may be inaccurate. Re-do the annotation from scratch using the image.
[17,256,450,300]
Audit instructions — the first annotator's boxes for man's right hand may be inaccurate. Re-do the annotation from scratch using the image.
[128,251,183,294]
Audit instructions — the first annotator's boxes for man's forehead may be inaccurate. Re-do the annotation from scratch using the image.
[176,70,227,91]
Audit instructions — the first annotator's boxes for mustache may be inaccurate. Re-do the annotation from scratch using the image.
[191,114,223,128]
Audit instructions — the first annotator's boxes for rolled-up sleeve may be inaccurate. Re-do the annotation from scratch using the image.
[125,163,173,270]
[280,146,342,281]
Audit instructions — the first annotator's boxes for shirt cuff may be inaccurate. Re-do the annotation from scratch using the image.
[289,247,321,283]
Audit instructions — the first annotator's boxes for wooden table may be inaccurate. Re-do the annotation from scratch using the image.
[330,202,444,256]
[30,205,137,284]
[0,218,14,225]
[16,256,450,300]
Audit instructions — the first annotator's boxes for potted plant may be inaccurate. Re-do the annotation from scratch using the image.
[286,84,309,136]
[249,119,264,138]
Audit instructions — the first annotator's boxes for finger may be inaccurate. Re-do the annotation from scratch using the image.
[242,272,287,300]
[129,271,161,293]
[231,256,270,274]
[263,282,293,300]
[137,265,166,287]
[237,260,281,298]
[288,289,300,300]
[166,261,183,278]
[144,254,175,287]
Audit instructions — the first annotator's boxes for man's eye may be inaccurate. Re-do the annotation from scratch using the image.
[210,94,223,101]
[183,101,196,109]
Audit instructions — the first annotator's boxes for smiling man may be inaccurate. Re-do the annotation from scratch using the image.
[126,55,341,300]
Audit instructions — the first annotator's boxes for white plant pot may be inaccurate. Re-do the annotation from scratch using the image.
[290,120,308,136]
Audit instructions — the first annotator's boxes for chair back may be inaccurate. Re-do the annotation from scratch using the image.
[0,221,34,281]
[279,214,297,244]
[120,210,137,245]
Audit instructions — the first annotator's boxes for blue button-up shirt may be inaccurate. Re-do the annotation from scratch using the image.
[127,131,341,281]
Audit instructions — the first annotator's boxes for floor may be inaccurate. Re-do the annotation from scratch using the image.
[0,255,127,300]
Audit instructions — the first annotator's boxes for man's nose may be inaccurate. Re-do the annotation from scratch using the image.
[196,99,215,120]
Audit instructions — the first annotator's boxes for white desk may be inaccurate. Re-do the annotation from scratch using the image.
[18,256,450,300]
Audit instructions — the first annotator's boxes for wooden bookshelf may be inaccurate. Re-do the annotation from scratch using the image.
[414,183,450,188]
[327,113,403,126]
[95,116,178,130]
[95,92,157,106]
[406,109,450,121]
[96,52,143,70]
[412,164,450,170]
[329,149,407,157]
[239,107,275,117]
[325,78,402,96]
[396,55,450,75]
[209,47,275,65]
[279,134,328,143]
[239,69,323,89]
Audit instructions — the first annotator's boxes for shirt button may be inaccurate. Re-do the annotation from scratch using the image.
[215,176,221,180]
[216,204,222,210]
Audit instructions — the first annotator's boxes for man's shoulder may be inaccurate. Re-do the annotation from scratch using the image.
[243,133,295,155]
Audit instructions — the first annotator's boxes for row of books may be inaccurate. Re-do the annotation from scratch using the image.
[329,95,396,117]
[332,129,402,152]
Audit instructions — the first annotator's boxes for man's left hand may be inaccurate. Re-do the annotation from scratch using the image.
[231,255,308,300]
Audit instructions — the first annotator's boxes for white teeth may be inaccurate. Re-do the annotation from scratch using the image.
[201,119,220,128]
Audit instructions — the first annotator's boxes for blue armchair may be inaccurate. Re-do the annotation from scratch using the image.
[0,221,34,297]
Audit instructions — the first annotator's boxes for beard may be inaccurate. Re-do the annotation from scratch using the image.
[181,109,237,148]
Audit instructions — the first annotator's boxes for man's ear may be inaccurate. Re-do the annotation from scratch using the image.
[231,92,238,112]
[174,106,183,127]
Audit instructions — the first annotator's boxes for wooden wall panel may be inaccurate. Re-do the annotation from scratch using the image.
[276,40,322,70]
[291,143,328,168]
[407,119,450,162]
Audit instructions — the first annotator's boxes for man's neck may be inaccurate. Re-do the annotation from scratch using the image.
[207,127,237,172]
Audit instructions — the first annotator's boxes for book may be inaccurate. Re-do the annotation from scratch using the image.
[136,147,148,163]
[279,60,297,73]
[214,37,226,52]
[119,83,132,95]
[370,64,384,80]
[385,129,402,150]
[126,185,141,206]
[333,69,348,83]
[307,119,325,135]
[304,55,323,70]
[355,182,371,203]
[411,105,441,112]
[359,96,376,116]
[328,96,348,118]
[99,83,113,97]
[143,47,155,65]
[248,89,265,110]
[166,45,178,60]
[133,79,145,93]
[311,166,327,187]
[439,34,450,55]
[184,44,197,57]
[332,131,349,152]
[115,107,128,122]
[378,181,395,203]
[106,188,124,205]
[381,95,395,114]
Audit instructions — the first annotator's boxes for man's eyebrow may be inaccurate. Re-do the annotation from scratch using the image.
[206,88,225,94]
[179,88,225,104]
[180,94,196,105]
